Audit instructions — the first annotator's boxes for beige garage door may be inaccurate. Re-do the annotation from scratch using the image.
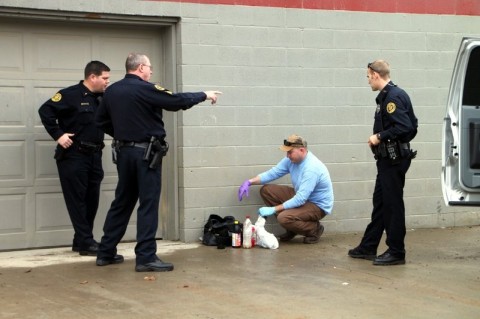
[0,16,176,250]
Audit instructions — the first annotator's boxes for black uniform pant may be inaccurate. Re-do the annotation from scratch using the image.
[98,146,162,265]
[358,157,411,257]
[56,149,103,250]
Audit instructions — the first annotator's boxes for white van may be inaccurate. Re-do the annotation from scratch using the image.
[442,37,480,205]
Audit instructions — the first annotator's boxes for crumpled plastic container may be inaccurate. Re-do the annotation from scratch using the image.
[254,216,279,249]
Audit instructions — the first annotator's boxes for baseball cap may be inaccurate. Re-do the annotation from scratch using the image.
[279,134,307,152]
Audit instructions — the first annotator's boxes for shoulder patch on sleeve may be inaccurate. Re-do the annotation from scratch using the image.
[51,93,62,102]
[154,84,172,95]
[386,102,396,114]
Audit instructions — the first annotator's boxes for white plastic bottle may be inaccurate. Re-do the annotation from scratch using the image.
[242,216,253,248]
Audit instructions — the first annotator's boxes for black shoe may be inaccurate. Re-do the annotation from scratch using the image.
[348,246,376,260]
[72,239,80,252]
[373,251,405,266]
[73,240,98,253]
[79,242,99,256]
[96,254,125,266]
[135,259,174,272]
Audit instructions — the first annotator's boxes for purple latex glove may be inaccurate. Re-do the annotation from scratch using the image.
[258,206,276,217]
[238,180,251,201]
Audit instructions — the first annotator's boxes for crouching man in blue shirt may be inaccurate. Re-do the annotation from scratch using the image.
[238,135,334,244]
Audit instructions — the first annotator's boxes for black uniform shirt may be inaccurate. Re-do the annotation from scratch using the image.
[96,74,207,141]
[38,81,104,143]
[374,81,418,142]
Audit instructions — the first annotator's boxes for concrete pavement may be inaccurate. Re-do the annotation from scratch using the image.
[0,226,479,319]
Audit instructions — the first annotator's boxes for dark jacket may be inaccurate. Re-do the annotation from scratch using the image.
[374,81,418,143]
[95,74,206,141]
[38,81,104,144]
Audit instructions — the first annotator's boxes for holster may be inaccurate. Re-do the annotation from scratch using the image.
[143,137,169,169]
[111,140,119,164]
[398,142,417,159]
[371,143,388,160]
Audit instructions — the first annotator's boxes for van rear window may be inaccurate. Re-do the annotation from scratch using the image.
[463,47,480,106]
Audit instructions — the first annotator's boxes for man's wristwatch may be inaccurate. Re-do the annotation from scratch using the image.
[376,133,381,140]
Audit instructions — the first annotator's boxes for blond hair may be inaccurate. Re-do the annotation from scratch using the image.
[368,60,390,79]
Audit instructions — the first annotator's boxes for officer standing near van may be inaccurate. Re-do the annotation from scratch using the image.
[38,61,111,256]
[95,52,221,272]
[348,60,418,265]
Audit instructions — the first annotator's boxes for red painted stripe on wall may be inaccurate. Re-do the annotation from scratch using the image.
[146,0,480,16]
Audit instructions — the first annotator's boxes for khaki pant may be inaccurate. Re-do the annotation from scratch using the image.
[260,184,326,236]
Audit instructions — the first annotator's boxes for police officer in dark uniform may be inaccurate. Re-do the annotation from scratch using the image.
[348,60,418,265]
[95,53,221,272]
[38,61,111,256]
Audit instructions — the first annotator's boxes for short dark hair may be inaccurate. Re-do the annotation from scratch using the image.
[84,60,110,78]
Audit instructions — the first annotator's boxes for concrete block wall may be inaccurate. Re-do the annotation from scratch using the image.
[175,6,480,241]
[3,0,480,243]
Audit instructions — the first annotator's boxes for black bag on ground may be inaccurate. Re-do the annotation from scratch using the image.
[202,214,235,246]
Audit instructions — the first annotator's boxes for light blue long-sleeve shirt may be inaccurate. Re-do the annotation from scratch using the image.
[258,152,334,214]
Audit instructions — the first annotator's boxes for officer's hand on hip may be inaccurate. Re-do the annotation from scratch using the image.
[57,133,75,149]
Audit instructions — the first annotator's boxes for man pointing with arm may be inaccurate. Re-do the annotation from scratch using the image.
[95,52,221,272]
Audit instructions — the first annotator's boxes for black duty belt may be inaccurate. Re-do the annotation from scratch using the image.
[117,141,149,149]
[78,141,104,152]
[371,141,410,159]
